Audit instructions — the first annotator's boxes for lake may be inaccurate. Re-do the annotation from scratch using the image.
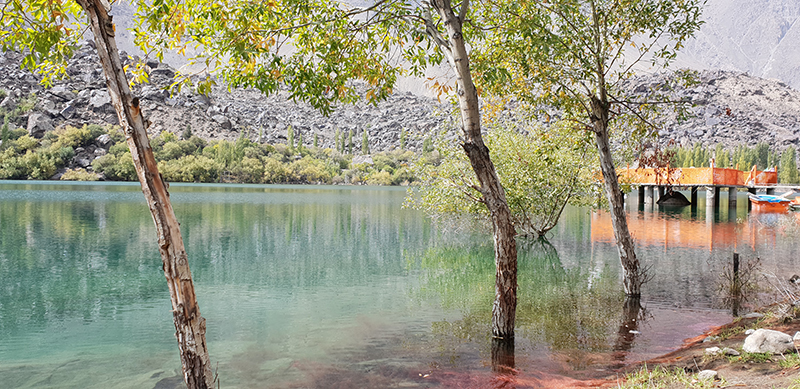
[0,182,797,388]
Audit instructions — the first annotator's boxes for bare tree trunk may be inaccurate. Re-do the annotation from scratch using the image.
[76,1,214,387]
[430,0,518,339]
[591,97,641,296]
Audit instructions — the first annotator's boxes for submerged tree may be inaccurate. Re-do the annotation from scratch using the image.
[472,0,706,296]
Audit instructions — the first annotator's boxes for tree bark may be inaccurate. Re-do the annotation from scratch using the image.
[76,1,214,387]
[591,96,641,296]
[430,0,518,339]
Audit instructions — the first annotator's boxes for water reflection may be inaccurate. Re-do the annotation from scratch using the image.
[416,237,629,375]
[611,296,644,366]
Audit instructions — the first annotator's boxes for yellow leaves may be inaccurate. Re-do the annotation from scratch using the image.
[426,77,453,103]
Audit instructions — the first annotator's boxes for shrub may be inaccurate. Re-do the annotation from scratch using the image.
[21,150,57,180]
[13,135,39,153]
[93,152,137,181]
[263,156,289,183]
[235,157,264,183]
[366,171,392,186]
[55,125,98,148]
[61,168,98,181]
[289,156,332,183]
[159,155,221,183]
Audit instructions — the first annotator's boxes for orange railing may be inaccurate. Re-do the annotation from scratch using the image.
[619,167,777,187]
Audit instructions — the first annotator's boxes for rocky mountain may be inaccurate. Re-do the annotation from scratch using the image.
[0,44,448,154]
[2,37,800,161]
[675,0,800,90]
[624,70,800,150]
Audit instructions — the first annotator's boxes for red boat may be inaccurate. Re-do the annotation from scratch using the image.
[749,194,791,213]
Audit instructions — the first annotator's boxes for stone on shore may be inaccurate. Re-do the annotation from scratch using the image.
[742,329,794,354]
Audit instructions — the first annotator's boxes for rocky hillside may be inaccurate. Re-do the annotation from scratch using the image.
[624,70,800,150]
[675,0,800,90]
[0,43,448,154]
[1,41,800,158]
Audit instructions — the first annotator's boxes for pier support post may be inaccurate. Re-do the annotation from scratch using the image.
[766,187,775,195]
[638,186,645,205]
[691,187,698,206]
[645,186,654,204]
[728,187,737,208]
[706,186,719,212]
[748,188,756,210]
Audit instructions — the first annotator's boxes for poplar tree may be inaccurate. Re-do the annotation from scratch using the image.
[780,146,799,184]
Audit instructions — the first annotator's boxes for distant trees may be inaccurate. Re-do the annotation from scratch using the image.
[670,142,799,183]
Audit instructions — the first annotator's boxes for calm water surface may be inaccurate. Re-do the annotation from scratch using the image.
[0,182,797,388]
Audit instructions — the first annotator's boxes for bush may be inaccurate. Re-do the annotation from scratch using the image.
[289,156,332,183]
[234,157,264,183]
[159,155,222,183]
[55,125,99,149]
[61,168,98,181]
[92,152,137,181]
[263,156,289,183]
[21,150,57,180]
[366,171,392,186]
[13,135,39,153]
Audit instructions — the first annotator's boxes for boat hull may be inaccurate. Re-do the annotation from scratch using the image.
[749,195,791,213]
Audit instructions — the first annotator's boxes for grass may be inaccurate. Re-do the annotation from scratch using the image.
[617,365,724,389]
[779,353,800,369]
[727,351,773,364]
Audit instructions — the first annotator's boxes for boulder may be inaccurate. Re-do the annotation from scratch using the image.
[212,114,232,130]
[60,104,76,119]
[150,67,175,79]
[27,113,54,138]
[89,90,112,112]
[50,85,76,101]
[656,191,692,206]
[96,134,112,147]
[697,370,718,381]
[742,329,794,354]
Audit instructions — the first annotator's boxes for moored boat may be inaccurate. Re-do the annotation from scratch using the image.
[749,194,791,213]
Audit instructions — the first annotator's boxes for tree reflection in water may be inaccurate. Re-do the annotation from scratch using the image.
[415,236,645,378]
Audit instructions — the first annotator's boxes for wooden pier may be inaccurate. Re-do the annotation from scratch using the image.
[618,167,800,210]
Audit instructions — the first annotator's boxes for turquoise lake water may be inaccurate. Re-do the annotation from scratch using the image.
[0,182,797,388]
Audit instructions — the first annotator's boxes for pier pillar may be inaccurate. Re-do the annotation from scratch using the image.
[645,186,654,204]
[766,187,775,195]
[638,186,645,205]
[658,186,665,202]
[706,186,720,211]
[690,187,698,206]
[728,187,737,208]
[748,188,756,210]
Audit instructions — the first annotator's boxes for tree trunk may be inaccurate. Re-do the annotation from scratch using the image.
[591,96,641,296]
[431,0,518,339]
[76,1,214,387]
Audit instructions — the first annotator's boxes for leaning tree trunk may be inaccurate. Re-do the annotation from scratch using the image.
[76,0,214,387]
[591,96,642,296]
[430,0,518,339]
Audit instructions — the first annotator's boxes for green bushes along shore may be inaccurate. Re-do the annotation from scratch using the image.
[0,124,423,185]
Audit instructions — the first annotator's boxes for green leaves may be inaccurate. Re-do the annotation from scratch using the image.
[132,0,434,115]
[0,0,84,85]
[409,116,600,238]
